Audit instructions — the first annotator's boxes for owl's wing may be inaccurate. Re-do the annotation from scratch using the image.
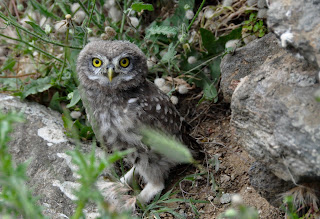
[132,81,202,157]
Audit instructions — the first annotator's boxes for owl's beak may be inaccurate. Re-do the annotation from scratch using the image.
[107,67,114,82]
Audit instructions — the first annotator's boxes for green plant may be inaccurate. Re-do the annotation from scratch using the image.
[68,147,136,219]
[218,205,259,219]
[282,196,300,219]
[243,12,267,38]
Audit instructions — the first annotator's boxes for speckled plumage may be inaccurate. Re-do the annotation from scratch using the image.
[77,40,199,203]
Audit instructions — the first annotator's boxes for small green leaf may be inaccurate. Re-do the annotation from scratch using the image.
[49,92,63,112]
[199,81,218,104]
[0,57,16,71]
[146,25,178,38]
[161,43,177,64]
[141,128,194,163]
[253,23,259,32]
[67,89,81,108]
[200,27,242,55]
[107,149,135,163]
[25,21,47,37]
[17,77,53,99]
[29,0,60,20]
[131,2,154,12]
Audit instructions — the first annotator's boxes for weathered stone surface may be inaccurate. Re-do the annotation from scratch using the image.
[220,33,281,103]
[249,162,295,207]
[230,36,320,184]
[268,0,320,69]
[0,94,95,218]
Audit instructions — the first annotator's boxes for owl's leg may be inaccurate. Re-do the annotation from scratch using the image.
[120,167,136,185]
[137,181,165,204]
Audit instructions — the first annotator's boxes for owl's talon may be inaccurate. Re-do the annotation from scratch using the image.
[137,182,164,204]
[120,167,136,185]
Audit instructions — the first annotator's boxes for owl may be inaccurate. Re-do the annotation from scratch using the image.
[77,40,200,204]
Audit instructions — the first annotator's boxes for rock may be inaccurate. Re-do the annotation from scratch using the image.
[0,94,132,218]
[0,94,77,218]
[230,32,320,184]
[268,0,320,69]
[220,33,281,103]
[249,162,295,207]
[220,193,231,204]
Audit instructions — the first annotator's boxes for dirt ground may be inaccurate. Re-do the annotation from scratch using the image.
[157,92,284,219]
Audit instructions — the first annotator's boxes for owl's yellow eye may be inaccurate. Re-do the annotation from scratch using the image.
[92,58,102,68]
[119,57,130,68]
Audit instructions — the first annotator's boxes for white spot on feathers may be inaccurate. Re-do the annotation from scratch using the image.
[156,104,161,111]
[128,98,138,103]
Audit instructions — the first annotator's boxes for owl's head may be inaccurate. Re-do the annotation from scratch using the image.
[77,40,148,90]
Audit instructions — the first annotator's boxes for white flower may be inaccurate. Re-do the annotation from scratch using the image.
[170,96,178,105]
[87,28,93,34]
[187,56,197,64]
[204,9,214,19]
[54,21,68,33]
[225,39,240,49]
[70,111,82,119]
[188,30,197,43]
[17,4,24,11]
[178,85,189,94]
[154,78,165,88]
[102,26,116,40]
[32,51,39,57]
[74,10,86,24]
[71,3,80,12]
[44,24,52,34]
[185,10,194,20]
[109,6,122,22]
[129,17,139,28]
[160,85,172,94]
[103,0,116,9]
[147,56,157,69]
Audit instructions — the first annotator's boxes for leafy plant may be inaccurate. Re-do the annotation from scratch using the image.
[282,196,300,219]
[68,147,136,219]
[243,12,267,38]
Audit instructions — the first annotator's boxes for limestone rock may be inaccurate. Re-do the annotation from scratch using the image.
[220,33,281,103]
[0,94,122,218]
[268,0,320,69]
[230,35,320,184]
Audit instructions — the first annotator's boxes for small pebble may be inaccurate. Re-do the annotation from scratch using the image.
[220,193,231,204]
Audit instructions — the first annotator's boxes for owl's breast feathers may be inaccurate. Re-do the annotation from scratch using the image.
[80,80,201,157]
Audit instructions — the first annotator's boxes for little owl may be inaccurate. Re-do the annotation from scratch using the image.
[77,40,200,204]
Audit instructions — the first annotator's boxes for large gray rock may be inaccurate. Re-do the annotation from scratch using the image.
[0,94,114,218]
[249,162,295,207]
[230,34,320,185]
[220,33,281,103]
[268,0,320,69]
